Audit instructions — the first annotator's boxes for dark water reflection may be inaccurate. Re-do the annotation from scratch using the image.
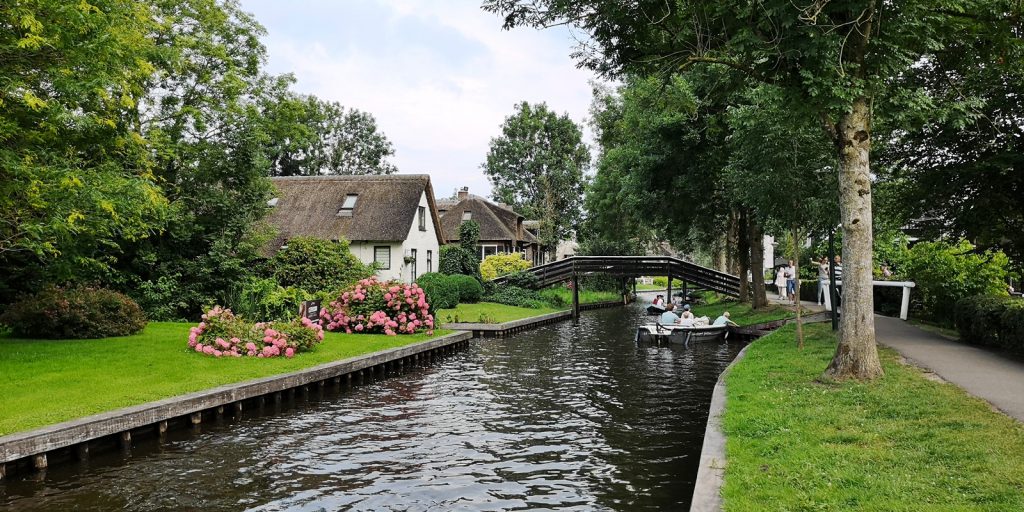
[1,298,742,511]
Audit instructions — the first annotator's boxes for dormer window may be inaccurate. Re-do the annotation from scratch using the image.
[462,210,472,221]
[338,194,358,217]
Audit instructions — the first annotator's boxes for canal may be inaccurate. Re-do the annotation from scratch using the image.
[0,299,743,511]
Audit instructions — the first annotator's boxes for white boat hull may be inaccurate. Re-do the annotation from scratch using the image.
[636,324,728,344]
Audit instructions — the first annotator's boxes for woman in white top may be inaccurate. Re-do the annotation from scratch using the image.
[774,266,788,300]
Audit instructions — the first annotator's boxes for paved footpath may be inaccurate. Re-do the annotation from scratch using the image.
[875,315,1024,422]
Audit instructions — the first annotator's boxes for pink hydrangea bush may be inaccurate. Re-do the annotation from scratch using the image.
[321,277,434,336]
[188,306,324,358]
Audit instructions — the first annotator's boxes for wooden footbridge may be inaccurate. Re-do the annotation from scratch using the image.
[494,256,741,325]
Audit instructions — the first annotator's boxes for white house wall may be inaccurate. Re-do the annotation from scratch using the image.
[349,191,440,284]
[399,191,441,283]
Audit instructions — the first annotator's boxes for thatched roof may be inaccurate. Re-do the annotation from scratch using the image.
[438,194,538,244]
[264,175,443,254]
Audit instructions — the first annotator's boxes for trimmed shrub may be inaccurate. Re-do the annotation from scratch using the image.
[502,271,540,289]
[450,274,484,303]
[416,273,459,310]
[480,253,531,281]
[268,236,375,293]
[954,295,1024,352]
[321,277,434,335]
[484,284,545,308]
[439,245,481,280]
[188,306,324,358]
[0,286,147,339]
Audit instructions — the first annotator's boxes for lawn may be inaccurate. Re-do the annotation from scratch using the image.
[688,300,794,327]
[538,287,623,307]
[436,302,563,324]
[722,323,1024,511]
[0,322,450,436]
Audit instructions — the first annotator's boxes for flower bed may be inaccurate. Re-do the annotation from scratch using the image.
[321,277,434,335]
[187,306,324,358]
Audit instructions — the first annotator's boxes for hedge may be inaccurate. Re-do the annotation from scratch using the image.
[415,273,459,310]
[954,295,1024,352]
[449,274,484,303]
[0,286,147,339]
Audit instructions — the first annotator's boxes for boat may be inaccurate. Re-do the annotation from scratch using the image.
[646,304,666,315]
[635,323,729,344]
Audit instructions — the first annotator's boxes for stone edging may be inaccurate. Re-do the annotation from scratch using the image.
[0,330,472,473]
[690,342,753,512]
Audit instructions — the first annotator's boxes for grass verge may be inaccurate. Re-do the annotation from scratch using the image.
[538,288,622,307]
[689,300,794,327]
[722,322,1024,511]
[436,302,562,324]
[0,322,450,436]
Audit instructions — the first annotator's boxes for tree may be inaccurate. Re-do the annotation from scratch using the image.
[484,0,1024,380]
[483,101,588,255]
[0,0,169,301]
[262,88,398,176]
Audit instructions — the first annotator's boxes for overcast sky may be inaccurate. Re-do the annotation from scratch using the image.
[239,0,599,199]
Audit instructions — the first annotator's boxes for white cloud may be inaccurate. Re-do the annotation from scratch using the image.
[241,0,600,199]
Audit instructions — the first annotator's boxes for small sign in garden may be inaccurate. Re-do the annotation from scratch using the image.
[300,300,321,322]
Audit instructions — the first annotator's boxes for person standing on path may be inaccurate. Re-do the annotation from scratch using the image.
[817,256,829,305]
[785,259,798,304]
[774,266,788,300]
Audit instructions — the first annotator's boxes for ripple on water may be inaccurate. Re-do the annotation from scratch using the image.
[0,300,742,511]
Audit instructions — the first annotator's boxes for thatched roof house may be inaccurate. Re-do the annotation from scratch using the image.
[265,175,443,283]
[437,187,544,265]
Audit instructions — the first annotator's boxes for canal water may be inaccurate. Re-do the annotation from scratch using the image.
[1,298,742,511]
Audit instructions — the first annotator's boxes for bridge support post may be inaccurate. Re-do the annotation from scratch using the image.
[667,264,673,304]
[571,265,580,326]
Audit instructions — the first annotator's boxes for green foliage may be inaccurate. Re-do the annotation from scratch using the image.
[439,245,481,281]
[651,277,683,288]
[0,286,146,339]
[483,102,588,249]
[501,271,540,289]
[903,240,1010,323]
[223,277,331,323]
[268,237,373,293]
[483,285,546,309]
[480,253,531,281]
[580,273,621,292]
[132,275,191,322]
[449,274,484,303]
[458,220,481,252]
[263,92,398,176]
[415,273,459,310]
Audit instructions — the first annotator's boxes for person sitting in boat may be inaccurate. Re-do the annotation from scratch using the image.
[659,303,680,325]
[713,311,739,327]
[652,295,665,307]
[680,304,694,319]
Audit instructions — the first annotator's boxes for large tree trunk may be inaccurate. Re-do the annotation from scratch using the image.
[823,96,883,380]
[737,208,750,303]
[749,214,768,309]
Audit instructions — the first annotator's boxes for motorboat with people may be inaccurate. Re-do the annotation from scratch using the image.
[635,323,729,345]
[646,304,666,315]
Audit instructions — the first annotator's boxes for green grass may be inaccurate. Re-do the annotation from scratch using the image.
[0,322,450,436]
[722,323,1024,511]
[538,287,622,307]
[436,302,562,324]
[688,300,794,327]
[636,283,666,291]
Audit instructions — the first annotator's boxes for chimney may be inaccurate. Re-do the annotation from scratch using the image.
[457,186,469,200]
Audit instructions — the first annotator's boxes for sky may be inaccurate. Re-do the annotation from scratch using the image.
[238,0,601,199]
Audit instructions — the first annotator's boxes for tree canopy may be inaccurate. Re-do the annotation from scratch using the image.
[483,101,589,253]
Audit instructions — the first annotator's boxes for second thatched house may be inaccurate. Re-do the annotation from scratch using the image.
[437,187,544,265]
[264,175,443,283]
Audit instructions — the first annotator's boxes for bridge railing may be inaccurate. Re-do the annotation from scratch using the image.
[493,256,741,297]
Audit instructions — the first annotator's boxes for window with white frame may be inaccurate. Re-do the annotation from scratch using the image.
[374,246,391,269]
